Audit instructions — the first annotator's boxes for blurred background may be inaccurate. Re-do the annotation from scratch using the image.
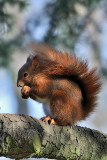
[0,0,107,159]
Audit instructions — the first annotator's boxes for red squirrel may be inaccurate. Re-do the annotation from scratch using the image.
[17,43,101,125]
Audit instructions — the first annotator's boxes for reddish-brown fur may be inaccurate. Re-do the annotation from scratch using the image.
[17,43,101,125]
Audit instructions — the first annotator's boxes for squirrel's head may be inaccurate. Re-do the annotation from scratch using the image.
[17,55,36,87]
[17,62,32,87]
[17,54,51,87]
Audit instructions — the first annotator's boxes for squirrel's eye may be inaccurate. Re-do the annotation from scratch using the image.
[24,73,28,78]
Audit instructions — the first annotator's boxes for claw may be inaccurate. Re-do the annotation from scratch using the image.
[41,116,57,125]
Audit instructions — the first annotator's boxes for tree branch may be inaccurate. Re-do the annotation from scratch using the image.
[0,114,106,160]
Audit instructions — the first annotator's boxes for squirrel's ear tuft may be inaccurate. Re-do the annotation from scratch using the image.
[26,55,33,63]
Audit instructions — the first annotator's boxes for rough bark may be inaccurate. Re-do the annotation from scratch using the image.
[0,114,106,160]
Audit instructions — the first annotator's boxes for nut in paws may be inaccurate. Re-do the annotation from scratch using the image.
[21,86,31,99]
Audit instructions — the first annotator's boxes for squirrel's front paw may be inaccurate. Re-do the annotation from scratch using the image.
[21,86,31,99]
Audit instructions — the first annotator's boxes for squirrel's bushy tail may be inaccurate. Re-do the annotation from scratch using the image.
[68,56,101,118]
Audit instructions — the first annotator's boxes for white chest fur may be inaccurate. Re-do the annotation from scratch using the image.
[36,97,52,117]
[36,96,49,103]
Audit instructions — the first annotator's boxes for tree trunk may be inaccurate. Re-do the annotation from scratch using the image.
[0,114,106,160]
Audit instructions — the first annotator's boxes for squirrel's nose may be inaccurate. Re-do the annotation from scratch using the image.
[17,81,20,87]
[17,81,24,87]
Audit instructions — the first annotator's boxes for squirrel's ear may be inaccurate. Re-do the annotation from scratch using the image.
[28,42,57,60]
[31,55,40,70]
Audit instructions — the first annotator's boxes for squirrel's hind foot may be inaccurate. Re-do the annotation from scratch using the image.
[41,116,57,125]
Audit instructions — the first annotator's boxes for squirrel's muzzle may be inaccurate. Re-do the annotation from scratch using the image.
[17,80,24,87]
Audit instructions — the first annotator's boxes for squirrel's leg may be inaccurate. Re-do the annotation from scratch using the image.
[50,89,77,126]
[29,86,42,101]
